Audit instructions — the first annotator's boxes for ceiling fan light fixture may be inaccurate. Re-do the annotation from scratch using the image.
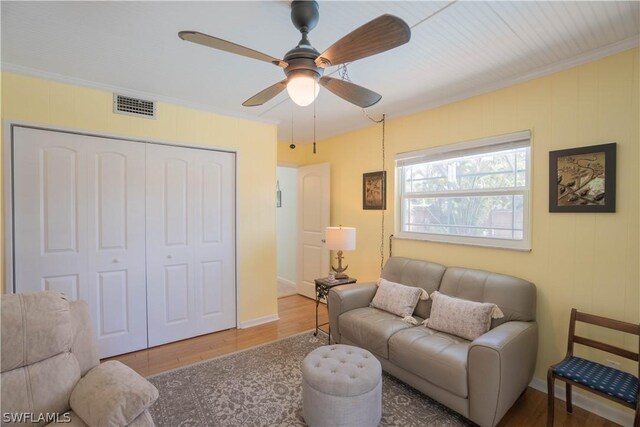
[286,71,319,107]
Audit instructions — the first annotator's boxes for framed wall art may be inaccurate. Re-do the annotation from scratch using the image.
[549,143,616,212]
[363,171,386,210]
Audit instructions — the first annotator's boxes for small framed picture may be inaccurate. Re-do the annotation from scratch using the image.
[363,171,386,210]
[549,143,616,212]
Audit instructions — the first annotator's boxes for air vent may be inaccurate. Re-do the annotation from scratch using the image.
[113,94,156,119]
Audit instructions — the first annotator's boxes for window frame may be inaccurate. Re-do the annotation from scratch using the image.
[395,130,532,251]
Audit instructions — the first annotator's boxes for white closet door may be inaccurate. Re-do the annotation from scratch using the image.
[13,127,148,358]
[86,138,147,357]
[13,127,89,301]
[146,144,236,347]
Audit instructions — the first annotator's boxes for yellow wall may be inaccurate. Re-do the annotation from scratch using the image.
[277,140,315,166]
[283,49,640,404]
[0,72,279,324]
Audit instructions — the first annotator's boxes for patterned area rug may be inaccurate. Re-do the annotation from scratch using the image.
[148,332,470,426]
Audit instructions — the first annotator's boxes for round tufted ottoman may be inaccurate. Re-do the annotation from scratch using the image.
[301,344,382,427]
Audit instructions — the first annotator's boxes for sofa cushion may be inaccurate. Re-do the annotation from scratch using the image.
[380,257,446,319]
[370,278,424,319]
[439,267,536,328]
[389,327,470,398]
[426,291,503,341]
[339,307,415,359]
[1,291,73,373]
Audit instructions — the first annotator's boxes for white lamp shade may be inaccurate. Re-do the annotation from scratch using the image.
[325,227,356,251]
[286,74,320,107]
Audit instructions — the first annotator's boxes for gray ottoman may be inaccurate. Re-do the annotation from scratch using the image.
[302,344,382,427]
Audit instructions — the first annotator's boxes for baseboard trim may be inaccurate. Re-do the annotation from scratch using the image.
[529,377,634,426]
[238,314,279,329]
[277,277,296,287]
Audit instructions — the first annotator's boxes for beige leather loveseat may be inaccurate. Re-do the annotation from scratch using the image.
[328,257,537,427]
[1,291,158,426]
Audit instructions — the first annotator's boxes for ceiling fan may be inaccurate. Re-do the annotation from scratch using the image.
[178,0,411,108]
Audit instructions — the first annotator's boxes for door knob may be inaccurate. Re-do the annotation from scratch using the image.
[321,239,326,243]
[167,255,172,259]
[112,259,119,263]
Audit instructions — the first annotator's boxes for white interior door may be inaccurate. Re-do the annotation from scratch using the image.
[146,144,236,347]
[12,127,148,358]
[296,163,330,299]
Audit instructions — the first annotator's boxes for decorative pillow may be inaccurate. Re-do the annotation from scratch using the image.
[424,291,504,341]
[370,278,427,321]
[70,361,159,426]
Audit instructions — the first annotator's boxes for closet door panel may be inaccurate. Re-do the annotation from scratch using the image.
[192,153,235,335]
[146,144,197,346]
[87,137,147,357]
[13,127,89,303]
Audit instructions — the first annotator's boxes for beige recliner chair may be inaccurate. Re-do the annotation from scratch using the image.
[1,291,158,426]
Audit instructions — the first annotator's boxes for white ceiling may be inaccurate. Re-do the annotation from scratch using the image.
[2,1,639,143]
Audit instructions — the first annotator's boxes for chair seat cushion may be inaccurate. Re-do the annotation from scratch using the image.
[553,356,639,404]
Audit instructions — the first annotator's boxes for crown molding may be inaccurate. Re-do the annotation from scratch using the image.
[0,63,280,126]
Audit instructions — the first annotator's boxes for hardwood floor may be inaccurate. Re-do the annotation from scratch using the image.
[109,295,619,426]
[106,294,327,377]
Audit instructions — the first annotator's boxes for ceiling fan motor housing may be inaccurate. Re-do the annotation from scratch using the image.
[283,46,323,81]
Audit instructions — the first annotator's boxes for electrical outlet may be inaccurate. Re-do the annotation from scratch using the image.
[606,359,621,368]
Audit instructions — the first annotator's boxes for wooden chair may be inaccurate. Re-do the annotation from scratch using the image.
[547,308,639,427]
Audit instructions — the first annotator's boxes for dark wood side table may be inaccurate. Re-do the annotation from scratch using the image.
[314,277,357,343]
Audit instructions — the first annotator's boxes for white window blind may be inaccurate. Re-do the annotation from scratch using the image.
[395,130,531,250]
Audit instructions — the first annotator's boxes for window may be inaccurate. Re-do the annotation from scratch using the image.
[396,131,531,250]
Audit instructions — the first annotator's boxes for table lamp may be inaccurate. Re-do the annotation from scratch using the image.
[325,226,356,279]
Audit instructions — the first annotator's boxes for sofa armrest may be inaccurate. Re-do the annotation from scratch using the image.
[468,321,538,427]
[328,282,377,343]
[70,361,159,426]
[69,300,100,376]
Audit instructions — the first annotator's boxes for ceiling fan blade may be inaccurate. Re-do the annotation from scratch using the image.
[319,76,381,108]
[179,31,288,68]
[315,15,410,68]
[243,80,288,107]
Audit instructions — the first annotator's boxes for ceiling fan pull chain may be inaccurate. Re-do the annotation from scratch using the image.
[313,83,317,154]
[290,109,296,149]
[380,113,386,273]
